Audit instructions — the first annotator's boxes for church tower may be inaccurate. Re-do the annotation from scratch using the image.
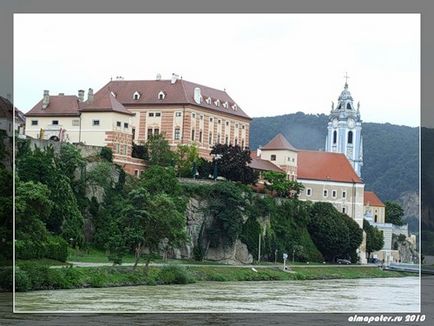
[325,75,363,177]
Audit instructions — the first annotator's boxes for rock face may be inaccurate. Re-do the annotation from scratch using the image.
[176,197,253,265]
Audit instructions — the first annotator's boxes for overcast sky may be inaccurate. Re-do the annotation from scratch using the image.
[14,14,420,127]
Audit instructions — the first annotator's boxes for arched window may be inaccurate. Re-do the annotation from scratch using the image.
[158,91,165,100]
[333,130,337,144]
[133,91,140,100]
[347,103,351,110]
[348,131,353,144]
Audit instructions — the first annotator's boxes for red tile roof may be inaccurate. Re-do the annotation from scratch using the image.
[80,90,135,116]
[249,157,285,173]
[95,79,251,119]
[297,150,362,184]
[364,191,384,207]
[25,95,81,117]
[261,133,298,151]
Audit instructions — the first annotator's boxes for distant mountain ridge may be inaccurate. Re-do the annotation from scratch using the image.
[250,112,418,204]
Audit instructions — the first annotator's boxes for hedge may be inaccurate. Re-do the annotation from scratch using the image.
[15,235,68,262]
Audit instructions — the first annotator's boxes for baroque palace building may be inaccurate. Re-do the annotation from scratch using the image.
[25,74,251,174]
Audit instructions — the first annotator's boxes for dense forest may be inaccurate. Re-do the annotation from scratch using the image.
[250,112,419,204]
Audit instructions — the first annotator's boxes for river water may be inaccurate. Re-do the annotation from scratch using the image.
[14,277,419,313]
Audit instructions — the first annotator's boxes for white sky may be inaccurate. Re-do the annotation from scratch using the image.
[14,14,420,127]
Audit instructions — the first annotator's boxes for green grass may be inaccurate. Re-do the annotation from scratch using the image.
[16,258,71,267]
[67,248,137,263]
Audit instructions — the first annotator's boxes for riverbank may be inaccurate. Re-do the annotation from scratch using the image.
[10,262,414,292]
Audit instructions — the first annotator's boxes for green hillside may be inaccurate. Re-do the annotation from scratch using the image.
[250,112,418,203]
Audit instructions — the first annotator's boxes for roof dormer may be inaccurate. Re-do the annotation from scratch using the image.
[158,91,166,100]
[214,99,220,107]
[223,101,229,109]
[206,97,212,104]
[133,91,141,100]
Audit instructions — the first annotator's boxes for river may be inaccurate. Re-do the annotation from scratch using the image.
[14,277,419,313]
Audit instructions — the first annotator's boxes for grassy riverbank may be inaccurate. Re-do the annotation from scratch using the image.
[8,261,415,292]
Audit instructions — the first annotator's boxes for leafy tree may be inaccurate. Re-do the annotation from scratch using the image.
[210,144,258,184]
[175,144,200,177]
[0,167,12,260]
[15,180,52,243]
[146,134,176,167]
[308,202,350,262]
[132,143,148,160]
[341,214,363,262]
[205,182,248,248]
[363,219,384,258]
[57,143,85,182]
[262,171,304,198]
[140,165,181,196]
[385,201,405,226]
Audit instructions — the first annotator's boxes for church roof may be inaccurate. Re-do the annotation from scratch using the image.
[364,191,384,207]
[261,133,298,151]
[297,150,362,184]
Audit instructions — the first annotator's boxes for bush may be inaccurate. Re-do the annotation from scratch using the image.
[0,267,13,291]
[15,269,31,292]
[100,147,113,162]
[15,240,45,260]
[158,265,195,284]
[45,236,68,262]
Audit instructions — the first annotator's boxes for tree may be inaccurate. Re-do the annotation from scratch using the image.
[210,144,258,184]
[146,134,176,167]
[363,219,384,258]
[175,144,200,177]
[385,201,405,226]
[262,171,304,198]
[341,214,363,262]
[140,165,181,196]
[308,202,350,262]
[57,143,85,182]
[100,147,113,162]
[0,167,12,260]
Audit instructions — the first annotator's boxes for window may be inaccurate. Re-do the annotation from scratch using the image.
[116,143,120,154]
[348,131,353,144]
[241,140,245,149]
[225,121,229,126]
[147,128,153,139]
[270,155,276,161]
[134,169,139,177]
[347,103,351,110]
[158,91,165,100]
[149,112,154,117]
[217,133,220,144]
[235,138,238,146]
[200,115,203,120]
[52,120,59,125]
[374,215,378,223]
[154,128,159,135]
[333,130,337,144]
[199,130,203,143]
[93,120,100,126]
[242,125,245,129]
[342,191,346,199]
[342,207,346,214]
[174,128,181,140]
[225,136,228,144]
[133,91,140,100]
[209,133,212,145]
[191,129,195,141]
[209,117,213,123]
[124,122,129,129]
[72,119,80,126]
[123,145,127,155]
[175,112,182,117]
[332,190,337,198]
[323,190,328,197]
[116,121,121,127]
[306,188,312,196]
[155,112,161,117]
[31,120,38,126]
[218,119,221,124]
[192,112,196,118]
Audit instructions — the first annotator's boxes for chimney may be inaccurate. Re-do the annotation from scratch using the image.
[156,73,162,81]
[193,87,202,104]
[42,90,49,109]
[78,89,85,102]
[87,88,94,103]
[257,147,262,158]
[171,73,180,84]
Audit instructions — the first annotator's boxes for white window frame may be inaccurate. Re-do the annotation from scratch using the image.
[306,188,312,197]
[31,120,38,126]
[332,190,337,198]
[175,111,182,117]
[174,127,181,141]
[342,191,347,199]
[323,189,328,198]
[133,91,140,100]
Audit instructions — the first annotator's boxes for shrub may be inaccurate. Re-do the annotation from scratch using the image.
[45,236,68,262]
[15,240,45,260]
[15,269,31,292]
[158,265,195,284]
[0,267,13,291]
[100,147,113,162]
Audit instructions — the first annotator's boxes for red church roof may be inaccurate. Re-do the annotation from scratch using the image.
[80,89,135,116]
[261,133,298,151]
[26,95,81,117]
[364,191,385,207]
[297,150,362,184]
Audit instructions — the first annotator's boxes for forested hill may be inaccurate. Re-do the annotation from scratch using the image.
[250,112,418,203]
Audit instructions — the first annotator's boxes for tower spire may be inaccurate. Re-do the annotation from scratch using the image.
[344,72,350,88]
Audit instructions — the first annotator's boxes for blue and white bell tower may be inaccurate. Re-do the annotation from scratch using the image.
[325,74,363,177]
